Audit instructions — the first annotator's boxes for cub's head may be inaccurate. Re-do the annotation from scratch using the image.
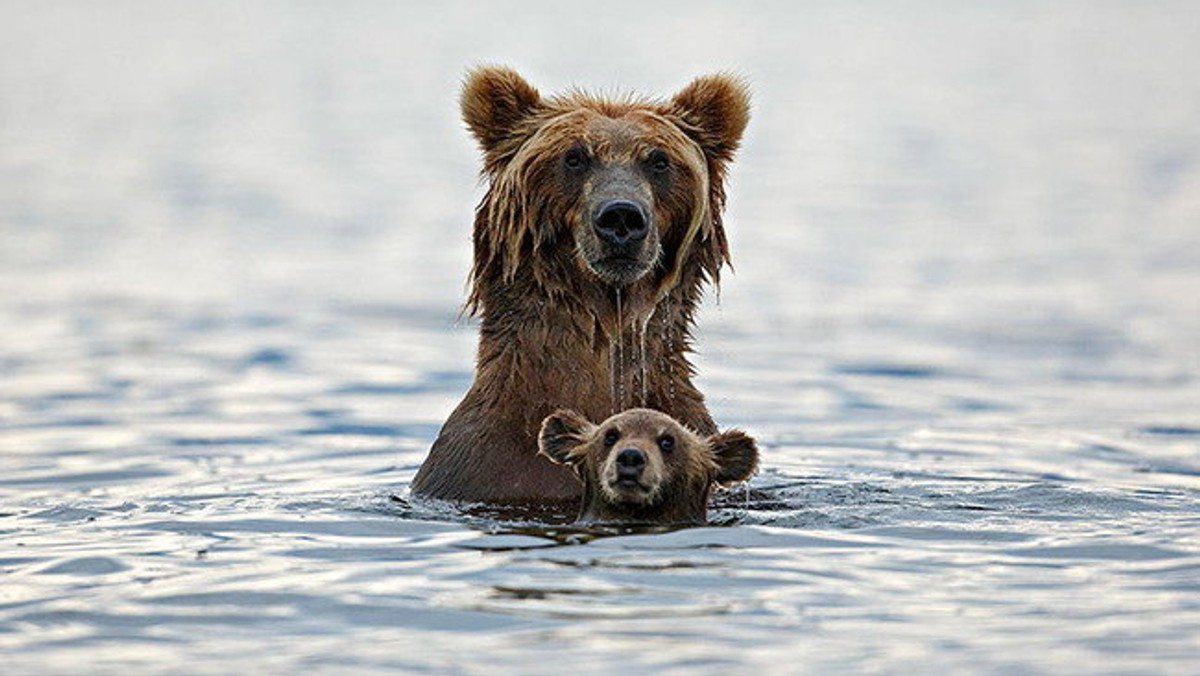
[460,66,750,302]
[538,408,758,525]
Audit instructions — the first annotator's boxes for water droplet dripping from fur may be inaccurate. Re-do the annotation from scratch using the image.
[662,295,676,408]
[637,312,650,408]
[611,287,626,413]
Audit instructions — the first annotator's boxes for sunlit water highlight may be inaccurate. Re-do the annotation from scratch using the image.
[2,2,1198,674]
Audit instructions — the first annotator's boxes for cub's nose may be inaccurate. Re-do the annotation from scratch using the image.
[593,200,649,246]
[615,447,646,475]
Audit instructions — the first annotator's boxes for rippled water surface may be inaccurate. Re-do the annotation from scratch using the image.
[3,2,1199,674]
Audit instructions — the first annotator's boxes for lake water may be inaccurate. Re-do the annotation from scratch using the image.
[2,2,1198,674]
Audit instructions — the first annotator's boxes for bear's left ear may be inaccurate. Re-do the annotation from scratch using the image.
[538,409,596,468]
[461,66,544,165]
[668,73,751,163]
[708,429,759,486]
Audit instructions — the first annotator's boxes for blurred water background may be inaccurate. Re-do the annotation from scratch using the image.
[2,1,1198,673]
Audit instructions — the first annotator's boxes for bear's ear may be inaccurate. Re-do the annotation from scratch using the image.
[461,66,543,160]
[538,409,596,467]
[668,73,751,163]
[708,429,759,486]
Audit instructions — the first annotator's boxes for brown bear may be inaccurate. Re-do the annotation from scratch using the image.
[411,66,750,505]
[538,408,758,525]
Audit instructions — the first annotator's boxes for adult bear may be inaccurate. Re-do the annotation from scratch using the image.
[412,66,750,505]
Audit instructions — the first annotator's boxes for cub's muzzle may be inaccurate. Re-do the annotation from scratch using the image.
[615,447,647,485]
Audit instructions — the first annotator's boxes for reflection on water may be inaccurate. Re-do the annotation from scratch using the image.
[2,2,1199,674]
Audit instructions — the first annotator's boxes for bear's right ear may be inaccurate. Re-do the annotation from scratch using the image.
[538,409,596,467]
[708,429,759,487]
[461,66,543,163]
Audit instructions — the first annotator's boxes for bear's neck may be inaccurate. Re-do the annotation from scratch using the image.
[473,262,713,430]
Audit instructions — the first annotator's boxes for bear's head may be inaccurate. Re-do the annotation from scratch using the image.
[460,66,750,307]
[538,408,758,525]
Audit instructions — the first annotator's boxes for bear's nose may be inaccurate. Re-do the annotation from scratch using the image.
[593,200,649,246]
[616,447,646,474]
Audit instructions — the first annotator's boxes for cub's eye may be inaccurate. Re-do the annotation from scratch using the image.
[603,429,620,447]
[647,149,670,174]
[564,147,589,172]
[657,435,675,453]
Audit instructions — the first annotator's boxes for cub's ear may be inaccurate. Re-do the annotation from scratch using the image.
[538,409,596,467]
[461,66,543,161]
[708,429,759,486]
[668,73,750,163]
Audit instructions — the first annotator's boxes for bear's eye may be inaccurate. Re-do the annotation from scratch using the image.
[603,429,620,447]
[564,146,590,172]
[646,149,670,175]
[657,434,675,453]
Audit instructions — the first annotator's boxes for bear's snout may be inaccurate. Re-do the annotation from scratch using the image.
[593,200,650,247]
[581,194,658,286]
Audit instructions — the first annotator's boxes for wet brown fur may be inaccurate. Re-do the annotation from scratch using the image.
[411,67,750,505]
[538,408,759,524]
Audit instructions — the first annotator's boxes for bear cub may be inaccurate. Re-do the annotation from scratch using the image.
[538,408,758,525]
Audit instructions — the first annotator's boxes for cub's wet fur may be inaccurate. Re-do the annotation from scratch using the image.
[538,408,757,525]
